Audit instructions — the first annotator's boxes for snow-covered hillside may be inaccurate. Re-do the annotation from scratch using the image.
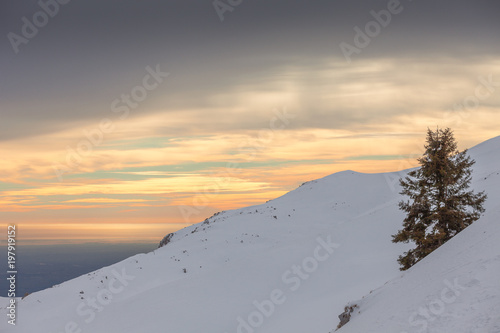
[337,137,500,333]
[2,136,499,333]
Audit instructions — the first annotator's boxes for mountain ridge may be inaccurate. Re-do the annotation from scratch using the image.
[1,135,498,333]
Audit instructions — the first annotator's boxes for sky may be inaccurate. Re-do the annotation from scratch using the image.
[1,0,499,244]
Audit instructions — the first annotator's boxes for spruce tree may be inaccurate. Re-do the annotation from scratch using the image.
[392,128,487,270]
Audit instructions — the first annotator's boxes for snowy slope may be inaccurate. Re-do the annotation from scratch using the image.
[1,136,498,333]
[337,137,500,333]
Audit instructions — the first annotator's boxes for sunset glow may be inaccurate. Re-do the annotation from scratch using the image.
[2,1,499,244]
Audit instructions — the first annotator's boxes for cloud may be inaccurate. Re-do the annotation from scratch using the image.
[2,0,500,243]
[2,0,499,141]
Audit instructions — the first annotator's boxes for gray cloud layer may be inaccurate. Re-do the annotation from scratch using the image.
[1,0,499,140]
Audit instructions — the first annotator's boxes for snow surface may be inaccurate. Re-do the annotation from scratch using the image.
[338,136,500,333]
[1,136,499,333]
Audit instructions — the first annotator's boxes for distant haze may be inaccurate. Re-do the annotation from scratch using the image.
[0,243,156,296]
